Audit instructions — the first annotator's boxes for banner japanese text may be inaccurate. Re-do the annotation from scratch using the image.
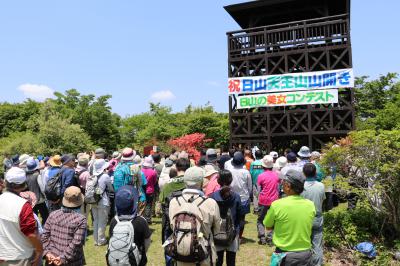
[237,89,338,109]
[228,69,353,94]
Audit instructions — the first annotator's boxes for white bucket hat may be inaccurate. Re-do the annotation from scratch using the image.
[298,146,311,158]
[261,155,274,168]
[93,159,109,176]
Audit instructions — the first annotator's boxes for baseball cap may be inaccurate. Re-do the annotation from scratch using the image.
[183,166,205,187]
[61,154,75,165]
[286,152,297,162]
[269,151,279,159]
[281,169,305,187]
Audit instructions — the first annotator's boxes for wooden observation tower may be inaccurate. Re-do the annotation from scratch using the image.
[225,0,354,152]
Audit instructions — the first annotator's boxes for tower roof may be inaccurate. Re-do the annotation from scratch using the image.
[224,0,350,29]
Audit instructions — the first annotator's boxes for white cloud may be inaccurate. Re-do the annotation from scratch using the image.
[17,83,54,101]
[150,90,176,102]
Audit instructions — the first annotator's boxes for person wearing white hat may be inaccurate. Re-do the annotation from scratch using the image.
[203,164,219,196]
[256,155,280,245]
[0,167,43,266]
[91,159,113,246]
[310,151,325,182]
[269,151,279,163]
[142,156,157,224]
[297,146,312,168]
[273,156,288,176]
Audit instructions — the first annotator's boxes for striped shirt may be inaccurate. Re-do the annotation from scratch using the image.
[41,208,86,266]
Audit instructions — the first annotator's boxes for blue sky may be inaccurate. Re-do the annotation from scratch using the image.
[0,0,398,116]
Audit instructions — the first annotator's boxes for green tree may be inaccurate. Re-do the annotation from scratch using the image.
[120,103,229,152]
[355,73,400,130]
[0,100,41,138]
[322,130,400,239]
[51,89,121,151]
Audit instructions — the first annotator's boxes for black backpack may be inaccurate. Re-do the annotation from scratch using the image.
[45,169,64,201]
[214,205,236,246]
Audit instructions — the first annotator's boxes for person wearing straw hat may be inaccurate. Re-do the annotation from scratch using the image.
[45,155,62,183]
[42,186,87,266]
[256,155,280,245]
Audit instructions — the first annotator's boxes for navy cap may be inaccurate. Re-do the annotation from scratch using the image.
[61,154,75,165]
[231,151,245,167]
[116,185,139,216]
[286,152,297,163]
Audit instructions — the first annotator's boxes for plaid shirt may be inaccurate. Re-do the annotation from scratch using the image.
[41,208,87,266]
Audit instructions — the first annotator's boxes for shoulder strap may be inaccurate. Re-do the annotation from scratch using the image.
[197,196,208,207]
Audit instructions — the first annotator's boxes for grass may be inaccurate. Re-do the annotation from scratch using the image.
[84,211,274,266]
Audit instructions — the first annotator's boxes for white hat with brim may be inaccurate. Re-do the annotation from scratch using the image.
[261,155,274,168]
[297,146,311,158]
[121,148,136,161]
[142,157,154,168]
[62,186,84,208]
[274,156,288,169]
[92,159,110,176]
[18,154,30,167]
[204,164,218,178]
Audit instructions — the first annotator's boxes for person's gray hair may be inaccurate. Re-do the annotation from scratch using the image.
[5,181,27,192]
[185,182,203,190]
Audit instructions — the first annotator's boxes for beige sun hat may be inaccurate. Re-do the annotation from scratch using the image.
[62,186,84,208]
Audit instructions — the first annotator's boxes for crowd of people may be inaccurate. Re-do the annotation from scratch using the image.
[0,144,333,266]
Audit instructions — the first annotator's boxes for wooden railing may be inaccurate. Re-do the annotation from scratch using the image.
[227,14,350,57]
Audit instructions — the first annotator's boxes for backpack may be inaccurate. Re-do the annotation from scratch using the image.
[75,169,88,193]
[45,169,64,201]
[113,163,143,191]
[84,174,102,204]
[213,207,236,246]
[164,195,211,263]
[107,216,141,266]
[162,190,183,242]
